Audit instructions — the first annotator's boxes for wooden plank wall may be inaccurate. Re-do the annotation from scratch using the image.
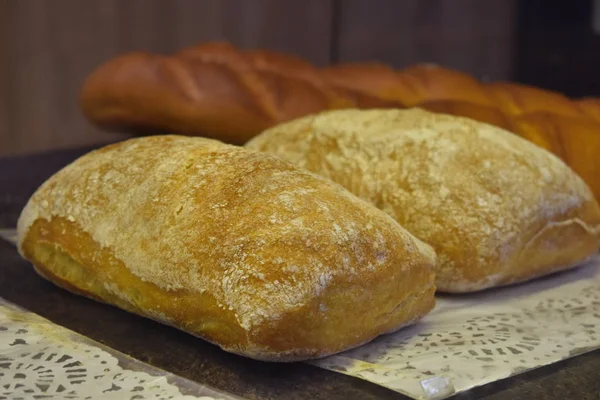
[334,0,516,81]
[0,0,515,157]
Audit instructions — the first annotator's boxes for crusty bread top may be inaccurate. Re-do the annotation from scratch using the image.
[17,135,435,330]
[247,109,600,291]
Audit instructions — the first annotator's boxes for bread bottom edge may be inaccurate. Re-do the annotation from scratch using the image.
[30,260,435,362]
[437,215,600,293]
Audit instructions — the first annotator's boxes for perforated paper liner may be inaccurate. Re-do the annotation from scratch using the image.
[0,298,241,400]
[309,255,600,399]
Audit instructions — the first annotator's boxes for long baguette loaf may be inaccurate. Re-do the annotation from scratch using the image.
[80,42,600,200]
[16,135,436,361]
[80,42,352,144]
[246,109,600,293]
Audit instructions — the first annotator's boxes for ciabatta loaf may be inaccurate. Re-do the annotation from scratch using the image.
[17,135,436,361]
[247,109,600,292]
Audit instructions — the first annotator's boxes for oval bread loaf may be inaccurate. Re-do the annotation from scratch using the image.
[246,108,600,292]
[16,135,436,361]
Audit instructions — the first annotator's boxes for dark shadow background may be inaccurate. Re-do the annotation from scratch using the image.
[515,0,600,97]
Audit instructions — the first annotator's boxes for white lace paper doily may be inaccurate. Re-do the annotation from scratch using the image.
[0,299,241,400]
[310,255,600,400]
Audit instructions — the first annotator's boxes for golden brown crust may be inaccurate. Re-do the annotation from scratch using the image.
[246,109,600,293]
[320,63,414,106]
[486,82,587,118]
[578,98,600,124]
[81,43,351,144]
[17,135,436,361]
[417,99,513,132]
[79,43,600,200]
[80,51,276,143]
[400,64,497,107]
[511,113,600,202]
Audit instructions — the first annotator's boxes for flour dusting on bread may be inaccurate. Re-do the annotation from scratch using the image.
[18,135,436,334]
[247,108,600,292]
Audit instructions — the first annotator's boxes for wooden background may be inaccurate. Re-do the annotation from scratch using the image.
[1,0,592,157]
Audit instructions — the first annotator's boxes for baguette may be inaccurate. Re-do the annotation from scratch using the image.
[80,42,353,144]
[16,135,436,361]
[246,109,600,293]
[80,42,600,200]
